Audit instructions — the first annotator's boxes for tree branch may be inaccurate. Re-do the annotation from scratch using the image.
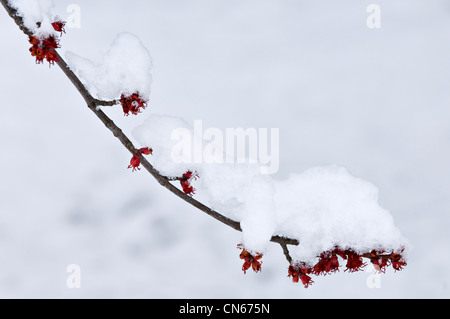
[0,0,299,249]
[93,99,117,106]
[1,0,33,37]
[280,242,293,264]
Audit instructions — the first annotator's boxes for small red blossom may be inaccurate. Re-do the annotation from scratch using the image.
[181,180,195,195]
[120,93,147,116]
[52,20,66,35]
[127,147,153,172]
[300,274,314,288]
[344,250,367,273]
[29,45,44,64]
[45,50,59,65]
[128,154,141,172]
[390,253,407,271]
[313,251,340,276]
[29,36,39,46]
[288,263,314,288]
[139,147,153,155]
[180,170,198,196]
[238,244,263,274]
[288,265,300,283]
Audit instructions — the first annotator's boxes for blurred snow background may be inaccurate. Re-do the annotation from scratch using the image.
[0,0,449,298]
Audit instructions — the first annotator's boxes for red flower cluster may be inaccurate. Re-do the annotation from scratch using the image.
[128,147,153,172]
[313,250,341,275]
[180,170,198,196]
[238,244,263,274]
[344,250,367,273]
[288,247,407,288]
[29,35,60,66]
[367,249,406,273]
[29,20,66,66]
[120,93,147,116]
[288,263,314,288]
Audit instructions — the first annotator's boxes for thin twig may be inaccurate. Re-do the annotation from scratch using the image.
[280,242,293,264]
[93,99,117,106]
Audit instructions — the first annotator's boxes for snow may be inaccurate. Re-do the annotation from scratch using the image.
[273,166,408,263]
[132,114,408,261]
[65,32,153,101]
[132,114,200,178]
[8,0,55,34]
[240,174,277,253]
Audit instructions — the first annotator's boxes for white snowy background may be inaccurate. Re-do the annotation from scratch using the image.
[0,0,449,298]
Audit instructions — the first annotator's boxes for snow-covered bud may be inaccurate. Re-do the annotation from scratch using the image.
[120,92,147,116]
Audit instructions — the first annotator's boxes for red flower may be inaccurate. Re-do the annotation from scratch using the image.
[344,250,366,273]
[391,253,407,271]
[180,170,198,196]
[238,244,262,274]
[311,250,341,276]
[120,93,147,116]
[52,20,66,35]
[45,50,59,65]
[30,45,45,64]
[139,147,153,155]
[312,256,328,276]
[329,255,339,272]
[288,265,300,283]
[288,263,314,288]
[182,171,196,180]
[127,147,153,172]
[300,274,314,288]
[128,154,141,172]
[29,36,39,46]
[181,180,195,195]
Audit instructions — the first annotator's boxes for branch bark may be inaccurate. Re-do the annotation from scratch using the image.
[0,0,299,249]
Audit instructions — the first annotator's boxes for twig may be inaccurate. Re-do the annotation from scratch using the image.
[93,99,117,106]
[280,242,293,264]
